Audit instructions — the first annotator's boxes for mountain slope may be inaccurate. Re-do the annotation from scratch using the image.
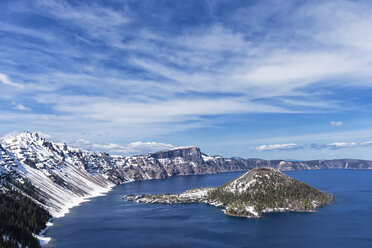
[0,132,114,217]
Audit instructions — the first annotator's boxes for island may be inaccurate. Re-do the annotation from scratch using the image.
[123,168,335,218]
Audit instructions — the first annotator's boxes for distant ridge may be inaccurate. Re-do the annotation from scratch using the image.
[1,131,371,218]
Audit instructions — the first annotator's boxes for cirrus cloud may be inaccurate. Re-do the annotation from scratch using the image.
[2,0,372,159]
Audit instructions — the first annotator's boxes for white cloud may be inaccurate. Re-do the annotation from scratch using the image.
[12,103,31,111]
[92,143,123,150]
[256,140,368,151]
[327,142,357,150]
[237,52,354,88]
[256,143,300,151]
[330,121,343,127]
[0,73,22,87]
[37,95,293,131]
[124,141,174,154]
[72,138,174,155]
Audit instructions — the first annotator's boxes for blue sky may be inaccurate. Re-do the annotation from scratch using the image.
[1,0,372,159]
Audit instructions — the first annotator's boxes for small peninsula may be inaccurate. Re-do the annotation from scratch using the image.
[123,168,335,218]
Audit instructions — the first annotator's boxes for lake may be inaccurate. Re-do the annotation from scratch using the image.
[44,170,372,248]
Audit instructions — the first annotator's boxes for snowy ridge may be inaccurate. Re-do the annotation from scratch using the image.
[0,131,114,218]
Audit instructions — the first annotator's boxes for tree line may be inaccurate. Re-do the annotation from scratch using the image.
[0,185,51,248]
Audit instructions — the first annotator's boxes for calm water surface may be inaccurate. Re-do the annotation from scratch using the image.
[44,170,372,248]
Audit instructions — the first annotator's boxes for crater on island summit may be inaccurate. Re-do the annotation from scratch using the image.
[123,168,335,218]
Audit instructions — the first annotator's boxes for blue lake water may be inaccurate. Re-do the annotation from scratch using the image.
[44,170,372,248]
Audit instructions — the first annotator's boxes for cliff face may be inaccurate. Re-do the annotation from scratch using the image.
[0,131,371,217]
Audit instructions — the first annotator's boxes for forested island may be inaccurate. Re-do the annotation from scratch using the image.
[124,168,335,218]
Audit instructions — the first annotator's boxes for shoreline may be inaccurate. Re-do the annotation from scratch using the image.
[52,183,116,218]
[38,184,115,246]
[37,168,342,245]
[34,218,54,246]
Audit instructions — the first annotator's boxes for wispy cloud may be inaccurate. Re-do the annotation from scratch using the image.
[256,143,301,151]
[2,0,372,158]
[360,141,372,146]
[0,73,22,87]
[35,0,130,46]
[257,141,364,152]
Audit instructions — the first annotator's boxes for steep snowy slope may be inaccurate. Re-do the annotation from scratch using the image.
[0,132,114,217]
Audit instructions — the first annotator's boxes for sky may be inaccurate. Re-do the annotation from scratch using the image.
[1,0,372,159]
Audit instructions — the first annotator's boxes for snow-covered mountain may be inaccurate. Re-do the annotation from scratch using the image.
[0,131,114,217]
[1,131,372,217]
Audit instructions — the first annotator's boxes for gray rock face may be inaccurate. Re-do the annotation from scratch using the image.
[151,146,202,162]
